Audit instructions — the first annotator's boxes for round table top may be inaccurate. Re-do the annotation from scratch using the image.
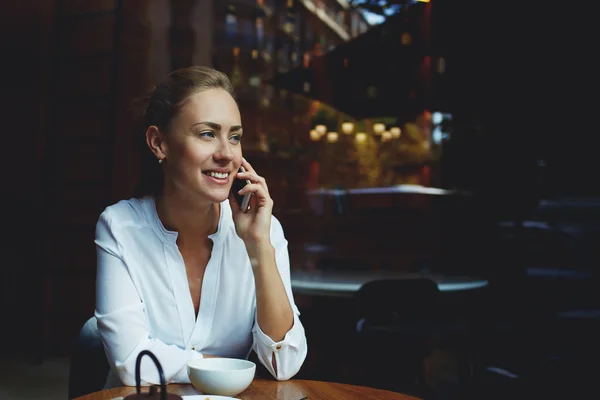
[291,269,488,297]
[306,185,464,196]
[74,379,420,400]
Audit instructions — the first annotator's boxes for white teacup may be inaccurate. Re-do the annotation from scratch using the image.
[187,358,256,397]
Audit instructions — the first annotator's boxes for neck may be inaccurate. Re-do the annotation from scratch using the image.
[154,189,220,240]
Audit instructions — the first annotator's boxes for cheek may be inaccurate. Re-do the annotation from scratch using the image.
[179,144,211,166]
[167,146,209,181]
[233,150,243,167]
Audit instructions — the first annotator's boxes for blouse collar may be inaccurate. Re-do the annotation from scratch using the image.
[144,196,231,245]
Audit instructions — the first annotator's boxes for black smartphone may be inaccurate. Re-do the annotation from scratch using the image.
[231,166,252,212]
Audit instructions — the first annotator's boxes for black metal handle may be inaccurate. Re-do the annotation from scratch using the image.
[135,350,167,400]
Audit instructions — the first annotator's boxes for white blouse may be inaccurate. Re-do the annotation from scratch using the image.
[94,196,307,388]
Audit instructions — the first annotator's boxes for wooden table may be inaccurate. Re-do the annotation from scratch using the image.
[74,379,420,400]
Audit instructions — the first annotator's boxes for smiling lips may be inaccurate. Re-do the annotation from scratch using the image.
[203,170,231,185]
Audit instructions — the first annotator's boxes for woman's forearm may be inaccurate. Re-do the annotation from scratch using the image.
[247,242,294,342]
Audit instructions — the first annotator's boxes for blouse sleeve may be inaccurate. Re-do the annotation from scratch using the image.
[251,216,308,380]
[94,211,203,386]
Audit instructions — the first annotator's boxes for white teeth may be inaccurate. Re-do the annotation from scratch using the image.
[207,171,228,179]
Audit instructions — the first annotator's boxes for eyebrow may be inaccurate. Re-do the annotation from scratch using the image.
[192,121,243,132]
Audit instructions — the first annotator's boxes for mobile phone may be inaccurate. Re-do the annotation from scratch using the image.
[231,166,252,212]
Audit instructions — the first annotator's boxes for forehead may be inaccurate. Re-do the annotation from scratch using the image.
[177,88,240,126]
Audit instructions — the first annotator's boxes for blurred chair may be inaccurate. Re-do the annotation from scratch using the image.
[68,317,110,399]
[353,278,472,398]
[353,279,439,392]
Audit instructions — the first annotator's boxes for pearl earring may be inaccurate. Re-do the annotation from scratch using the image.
[158,159,164,164]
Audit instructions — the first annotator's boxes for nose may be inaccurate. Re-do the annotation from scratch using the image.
[213,138,234,163]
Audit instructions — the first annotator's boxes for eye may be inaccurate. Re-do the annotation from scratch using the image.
[229,134,242,143]
[198,131,215,138]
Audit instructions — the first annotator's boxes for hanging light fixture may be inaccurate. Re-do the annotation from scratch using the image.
[326,132,339,143]
[382,131,392,141]
[315,124,327,135]
[390,127,401,138]
[355,132,367,143]
[373,123,385,135]
[341,121,354,134]
[310,129,321,141]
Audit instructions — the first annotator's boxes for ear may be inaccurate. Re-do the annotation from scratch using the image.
[145,126,168,160]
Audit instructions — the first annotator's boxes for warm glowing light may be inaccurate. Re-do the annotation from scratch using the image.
[233,47,240,57]
[303,52,311,68]
[310,129,321,141]
[373,123,385,134]
[382,131,392,141]
[401,33,412,45]
[341,122,354,134]
[390,127,401,138]
[326,132,339,143]
[355,132,367,143]
[251,49,258,59]
[249,75,261,87]
[315,124,327,135]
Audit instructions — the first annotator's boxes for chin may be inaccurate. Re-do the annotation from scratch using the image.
[203,189,231,204]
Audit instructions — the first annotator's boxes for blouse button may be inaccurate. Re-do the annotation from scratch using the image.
[192,347,196,350]
[275,345,282,350]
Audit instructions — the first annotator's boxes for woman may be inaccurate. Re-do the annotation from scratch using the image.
[94,66,307,388]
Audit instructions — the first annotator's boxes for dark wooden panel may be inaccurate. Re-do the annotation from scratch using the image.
[46,228,96,272]
[44,312,93,356]
[43,269,97,355]
[55,100,112,140]
[46,270,96,316]
[54,141,110,183]
[60,13,115,55]
[56,56,113,97]
[49,186,109,226]
[60,0,117,16]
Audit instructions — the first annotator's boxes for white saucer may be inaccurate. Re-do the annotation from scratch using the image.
[113,396,238,400]
[183,396,238,400]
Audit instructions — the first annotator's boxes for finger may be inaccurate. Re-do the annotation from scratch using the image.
[237,183,272,206]
[241,157,256,174]
[237,170,267,188]
[248,186,273,211]
[249,187,258,210]
[236,182,264,196]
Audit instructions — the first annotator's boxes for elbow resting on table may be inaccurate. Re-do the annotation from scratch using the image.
[114,360,162,387]
[275,370,296,382]
[116,363,148,387]
[273,346,308,381]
